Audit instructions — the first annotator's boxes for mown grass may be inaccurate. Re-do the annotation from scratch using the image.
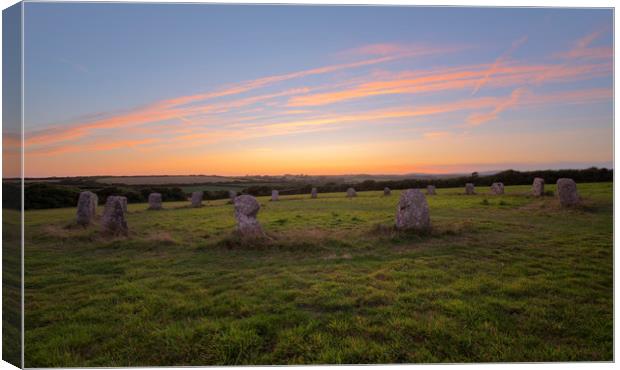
[23,183,613,366]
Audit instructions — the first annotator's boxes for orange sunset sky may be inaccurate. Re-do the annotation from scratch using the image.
[14,4,613,177]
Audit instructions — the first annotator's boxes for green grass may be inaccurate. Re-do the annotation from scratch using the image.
[23,183,613,366]
[3,209,22,367]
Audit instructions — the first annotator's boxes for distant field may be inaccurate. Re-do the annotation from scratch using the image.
[96,175,240,185]
[91,172,469,186]
[23,183,613,366]
[180,184,257,193]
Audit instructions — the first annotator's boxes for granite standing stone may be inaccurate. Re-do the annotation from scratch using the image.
[395,189,431,231]
[346,188,357,198]
[532,177,545,196]
[234,195,264,237]
[465,183,475,195]
[191,191,203,207]
[101,196,128,236]
[311,188,318,199]
[557,178,579,206]
[76,191,98,226]
[427,185,437,195]
[491,182,505,195]
[384,187,391,196]
[271,190,279,201]
[104,196,126,215]
[148,193,162,210]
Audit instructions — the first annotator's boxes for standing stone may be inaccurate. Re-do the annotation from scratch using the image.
[271,190,279,201]
[384,187,391,196]
[427,185,437,195]
[148,193,162,210]
[311,188,318,199]
[104,196,127,215]
[191,191,203,207]
[76,191,98,226]
[557,178,579,206]
[532,177,545,196]
[395,189,431,231]
[101,196,128,236]
[490,182,505,195]
[234,195,264,237]
[346,188,357,198]
[465,183,475,195]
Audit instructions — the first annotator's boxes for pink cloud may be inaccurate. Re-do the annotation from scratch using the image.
[471,35,528,95]
[467,87,528,126]
[287,60,610,107]
[556,28,612,61]
[26,44,434,149]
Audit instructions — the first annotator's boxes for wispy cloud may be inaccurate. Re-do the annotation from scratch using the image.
[467,87,528,126]
[24,28,612,175]
[555,28,612,60]
[535,28,612,85]
[28,138,161,156]
[466,86,612,126]
[27,43,446,149]
[286,60,609,107]
[471,36,528,95]
[336,42,465,59]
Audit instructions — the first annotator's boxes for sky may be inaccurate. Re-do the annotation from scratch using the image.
[21,3,613,177]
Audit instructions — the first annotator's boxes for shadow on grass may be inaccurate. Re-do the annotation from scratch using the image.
[205,228,353,253]
[369,219,477,244]
[518,197,601,214]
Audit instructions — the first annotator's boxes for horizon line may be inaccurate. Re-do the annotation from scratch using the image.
[15,165,615,180]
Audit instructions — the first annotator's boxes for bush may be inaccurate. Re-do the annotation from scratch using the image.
[24,183,81,210]
[2,181,21,210]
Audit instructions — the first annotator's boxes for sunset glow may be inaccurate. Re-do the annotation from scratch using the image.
[22,4,613,177]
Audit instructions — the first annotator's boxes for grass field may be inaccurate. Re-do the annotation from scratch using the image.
[179,183,255,193]
[23,183,613,366]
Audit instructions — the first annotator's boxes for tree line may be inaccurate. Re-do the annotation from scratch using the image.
[245,167,613,196]
[4,167,612,210]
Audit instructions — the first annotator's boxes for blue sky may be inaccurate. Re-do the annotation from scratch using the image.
[22,3,613,176]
